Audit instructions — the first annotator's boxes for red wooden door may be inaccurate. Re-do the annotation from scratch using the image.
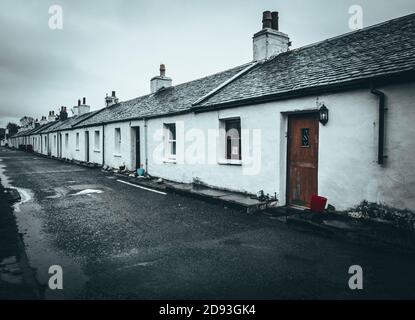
[287,113,319,207]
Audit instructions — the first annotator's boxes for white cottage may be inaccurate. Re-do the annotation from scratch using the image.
[10,11,415,212]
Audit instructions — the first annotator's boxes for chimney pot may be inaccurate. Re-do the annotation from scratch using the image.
[78,99,81,106]
[160,64,166,77]
[112,91,116,97]
[262,11,272,29]
[82,97,86,105]
[271,11,279,30]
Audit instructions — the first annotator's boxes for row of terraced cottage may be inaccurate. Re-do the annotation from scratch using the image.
[8,11,415,212]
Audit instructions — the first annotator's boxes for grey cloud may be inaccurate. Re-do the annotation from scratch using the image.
[1,0,415,128]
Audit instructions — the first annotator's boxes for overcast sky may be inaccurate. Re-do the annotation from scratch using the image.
[1,0,415,127]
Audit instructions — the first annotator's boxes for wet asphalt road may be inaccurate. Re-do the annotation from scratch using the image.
[1,147,415,299]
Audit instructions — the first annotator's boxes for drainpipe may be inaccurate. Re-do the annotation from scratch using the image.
[370,87,387,165]
[102,123,105,166]
[144,117,148,173]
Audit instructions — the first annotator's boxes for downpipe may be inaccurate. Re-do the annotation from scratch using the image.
[102,123,105,166]
[370,87,387,165]
[144,117,148,173]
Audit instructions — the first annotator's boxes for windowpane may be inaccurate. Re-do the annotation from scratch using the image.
[301,128,310,147]
[94,131,100,150]
[171,141,176,155]
[114,128,121,153]
[164,123,176,158]
[225,119,241,160]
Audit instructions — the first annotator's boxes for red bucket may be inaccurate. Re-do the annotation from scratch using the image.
[310,195,327,213]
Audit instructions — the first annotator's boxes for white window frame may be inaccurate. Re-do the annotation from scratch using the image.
[75,132,80,150]
[94,130,100,151]
[218,117,242,165]
[65,133,69,149]
[114,128,121,155]
[163,123,176,161]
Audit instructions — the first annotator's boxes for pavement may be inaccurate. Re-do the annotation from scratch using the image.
[1,147,415,299]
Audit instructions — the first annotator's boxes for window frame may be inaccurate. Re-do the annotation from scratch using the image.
[164,123,177,161]
[224,118,241,161]
[75,132,80,150]
[114,128,121,154]
[94,130,100,151]
[65,133,69,149]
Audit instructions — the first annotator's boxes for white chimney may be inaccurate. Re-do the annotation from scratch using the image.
[39,116,48,125]
[47,111,56,122]
[105,91,119,107]
[253,11,290,61]
[150,64,172,93]
[72,97,90,116]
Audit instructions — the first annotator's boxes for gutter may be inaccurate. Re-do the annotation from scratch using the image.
[370,87,387,165]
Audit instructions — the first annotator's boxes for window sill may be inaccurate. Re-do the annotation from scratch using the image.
[93,150,101,153]
[113,154,122,158]
[218,159,242,166]
[163,158,177,164]
[75,148,80,151]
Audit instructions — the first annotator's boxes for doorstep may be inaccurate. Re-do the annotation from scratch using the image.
[164,182,270,214]
[112,173,271,214]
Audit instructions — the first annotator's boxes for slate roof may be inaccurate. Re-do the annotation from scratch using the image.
[74,63,252,127]
[41,111,99,133]
[193,13,415,109]
[10,111,97,137]
[11,121,57,137]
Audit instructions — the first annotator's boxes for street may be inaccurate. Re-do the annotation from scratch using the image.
[1,147,415,299]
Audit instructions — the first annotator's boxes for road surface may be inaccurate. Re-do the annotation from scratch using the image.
[1,147,415,299]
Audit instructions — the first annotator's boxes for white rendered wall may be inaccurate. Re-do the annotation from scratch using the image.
[144,82,415,211]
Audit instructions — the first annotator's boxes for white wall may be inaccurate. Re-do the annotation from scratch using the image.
[144,82,415,211]
[103,121,144,170]
[13,81,415,211]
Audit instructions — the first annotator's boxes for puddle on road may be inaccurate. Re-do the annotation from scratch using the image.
[0,159,89,299]
[70,189,103,196]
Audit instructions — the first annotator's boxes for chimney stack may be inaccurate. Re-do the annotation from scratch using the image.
[72,98,90,116]
[253,11,290,61]
[47,110,56,122]
[60,106,68,121]
[105,90,119,107]
[150,64,172,93]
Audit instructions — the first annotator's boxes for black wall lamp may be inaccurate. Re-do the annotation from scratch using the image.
[319,105,329,125]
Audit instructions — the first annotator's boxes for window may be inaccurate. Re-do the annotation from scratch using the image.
[301,128,310,147]
[54,135,56,148]
[114,128,121,154]
[65,133,69,148]
[225,119,241,160]
[94,130,100,150]
[164,123,176,160]
[76,132,80,150]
